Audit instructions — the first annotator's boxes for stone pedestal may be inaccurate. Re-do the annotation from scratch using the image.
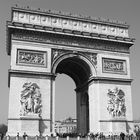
[20,114,40,136]
[100,118,128,135]
[111,121,126,134]
[7,114,40,136]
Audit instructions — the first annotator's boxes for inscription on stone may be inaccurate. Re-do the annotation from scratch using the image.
[17,49,47,67]
[102,58,126,74]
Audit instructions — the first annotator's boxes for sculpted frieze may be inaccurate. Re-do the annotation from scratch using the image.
[12,31,130,53]
[107,87,126,118]
[20,82,42,116]
[102,58,126,74]
[12,10,129,37]
[17,49,47,67]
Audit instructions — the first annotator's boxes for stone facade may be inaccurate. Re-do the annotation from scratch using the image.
[6,5,134,136]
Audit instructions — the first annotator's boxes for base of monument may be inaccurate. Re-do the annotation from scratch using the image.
[7,114,41,136]
[100,118,133,135]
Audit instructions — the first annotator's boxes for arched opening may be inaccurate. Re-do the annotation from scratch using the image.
[53,54,93,135]
[55,74,76,120]
[55,74,77,134]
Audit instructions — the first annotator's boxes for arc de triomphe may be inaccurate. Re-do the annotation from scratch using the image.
[6,6,135,136]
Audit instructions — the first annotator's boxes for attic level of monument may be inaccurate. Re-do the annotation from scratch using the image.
[12,5,130,27]
[6,6,135,56]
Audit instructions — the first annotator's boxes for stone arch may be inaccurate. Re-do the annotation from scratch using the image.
[52,52,97,80]
[51,52,97,134]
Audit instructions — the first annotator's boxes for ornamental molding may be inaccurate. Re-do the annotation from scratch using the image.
[20,82,42,116]
[52,49,97,66]
[11,31,130,54]
[81,52,97,66]
[12,6,129,38]
[107,87,126,118]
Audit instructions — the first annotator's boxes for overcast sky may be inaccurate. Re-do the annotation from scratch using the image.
[0,0,140,124]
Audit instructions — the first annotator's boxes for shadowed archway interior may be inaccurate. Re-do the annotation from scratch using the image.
[55,56,91,87]
[55,56,91,134]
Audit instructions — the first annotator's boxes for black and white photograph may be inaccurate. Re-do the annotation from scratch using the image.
[0,0,140,139]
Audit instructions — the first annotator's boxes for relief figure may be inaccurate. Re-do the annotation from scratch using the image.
[20,82,42,116]
[107,87,126,118]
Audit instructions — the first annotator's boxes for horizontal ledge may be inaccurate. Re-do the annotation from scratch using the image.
[76,76,132,92]
[99,119,133,123]
[89,76,133,83]
[9,69,56,78]
[8,69,56,87]
[7,21,135,44]
[8,118,51,121]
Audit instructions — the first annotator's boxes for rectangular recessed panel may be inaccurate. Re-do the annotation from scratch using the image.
[102,58,127,74]
[17,49,47,68]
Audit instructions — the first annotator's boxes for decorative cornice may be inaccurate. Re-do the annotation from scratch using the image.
[11,5,135,40]
[99,119,133,123]
[75,77,132,92]
[8,69,56,87]
[89,76,133,83]
[8,118,51,121]
[7,21,135,44]
[6,22,134,55]
[6,6,135,56]
[9,69,56,78]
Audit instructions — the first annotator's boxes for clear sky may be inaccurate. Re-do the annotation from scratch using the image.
[0,0,140,124]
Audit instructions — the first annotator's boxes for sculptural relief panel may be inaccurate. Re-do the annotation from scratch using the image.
[11,40,52,73]
[107,87,126,118]
[20,82,42,116]
[17,49,47,67]
[102,58,127,75]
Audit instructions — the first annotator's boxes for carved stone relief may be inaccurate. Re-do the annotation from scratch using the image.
[17,49,47,67]
[20,82,42,116]
[52,49,97,67]
[52,49,66,61]
[12,31,130,53]
[102,58,126,74]
[12,10,129,37]
[107,87,126,118]
[82,52,97,66]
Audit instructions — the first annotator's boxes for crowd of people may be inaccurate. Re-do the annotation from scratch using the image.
[0,131,140,140]
[55,132,139,140]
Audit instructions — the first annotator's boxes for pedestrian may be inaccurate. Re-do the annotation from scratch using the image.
[120,132,125,140]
